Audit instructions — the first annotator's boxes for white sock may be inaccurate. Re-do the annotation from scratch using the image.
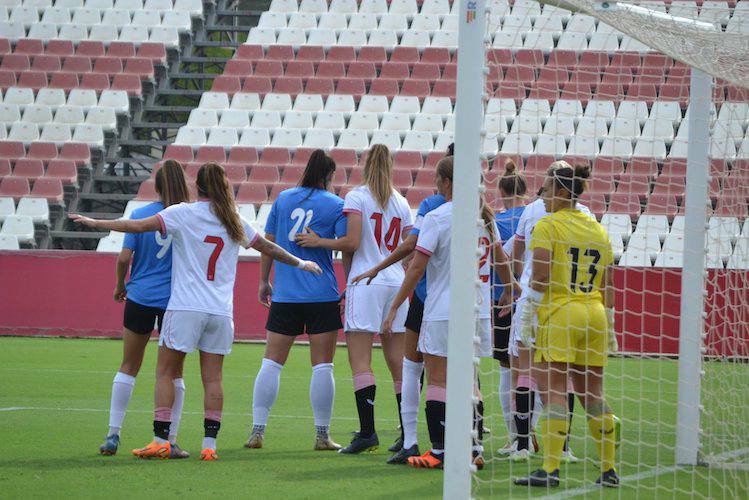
[202,437,216,450]
[310,362,335,428]
[401,357,424,449]
[169,378,185,444]
[531,391,543,431]
[499,366,515,441]
[108,372,135,436]
[252,358,283,427]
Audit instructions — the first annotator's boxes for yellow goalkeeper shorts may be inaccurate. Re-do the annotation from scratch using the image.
[534,301,608,367]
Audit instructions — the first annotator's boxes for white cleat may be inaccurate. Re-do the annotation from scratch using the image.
[496,440,517,457]
[508,448,532,462]
[314,435,342,451]
[562,449,580,463]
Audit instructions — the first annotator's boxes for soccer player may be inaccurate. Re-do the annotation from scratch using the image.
[98,160,191,458]
[295,144,413,454]
[507,161,594,462]
[491,159,526,456]
[381,156,517,469]
[350,155,451,464]
[514,163,620,488]
[246,150,346,451]
[71,163,322,461]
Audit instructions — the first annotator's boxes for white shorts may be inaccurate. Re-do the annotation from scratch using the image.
[344,283,409,334]
[509,296,536,358]
[418,318,492,358]
[160,310,235,355]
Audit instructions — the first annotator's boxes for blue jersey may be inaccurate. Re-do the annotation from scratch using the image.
[265,187,347,303]
[411,194,446,302]
[123,202,173,309]
[492,205,526,301]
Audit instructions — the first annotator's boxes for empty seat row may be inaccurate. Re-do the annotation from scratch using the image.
[0,195,48,224]
[0,0,202,16]
[0,120,104,145]
[1,104,117,129]
[0,87,129,112]
[0,157,78,183]
[3,7,191,31]
[0,140,90,163]
[0,175,64,202]
[0,212,33,243]
[0,38,167,63]
[1,55,154,79]
[0,69,143,95]
[0,22,180,46]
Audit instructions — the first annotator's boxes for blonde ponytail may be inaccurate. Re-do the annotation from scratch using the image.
[362,144,394,210]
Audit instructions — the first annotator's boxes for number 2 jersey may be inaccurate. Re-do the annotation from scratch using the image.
[265,186,347,303]
[156,201,259,317]
[415,202,497,321]
[343,185,413,287]
[529,207,614,307]
[123,201,173,309]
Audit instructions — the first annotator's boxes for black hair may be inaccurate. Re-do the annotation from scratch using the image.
[299,149,336,193]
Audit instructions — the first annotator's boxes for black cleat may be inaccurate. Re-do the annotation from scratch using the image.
[339,432,379,454]
[387,443,420,464]
[515,468,560,488]
[388,435,404,453]
[596,468,620,488]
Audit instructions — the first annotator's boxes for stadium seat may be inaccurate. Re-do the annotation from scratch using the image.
[0,214,33,244]
[0,196,14,223]
[0,233,19,249]
[16,196,48,223]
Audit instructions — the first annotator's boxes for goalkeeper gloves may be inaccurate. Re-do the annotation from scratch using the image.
[519,289,544,348]
[606,307,618,353]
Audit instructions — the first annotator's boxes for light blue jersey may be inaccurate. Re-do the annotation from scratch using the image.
[411,194,446,302]
[492,205,526,301]
[123,202,173,309]
[265,187,347,303]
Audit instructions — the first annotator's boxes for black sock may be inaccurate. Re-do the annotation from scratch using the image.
[514,387,533,451]
[419,370,425,391]
[355,385,376,438]
[153,420,170,440]
[564,392,575,452]
[425,400,445,453]
[396,392,404,441]
[204,419,220,439]
[473,400,484,446]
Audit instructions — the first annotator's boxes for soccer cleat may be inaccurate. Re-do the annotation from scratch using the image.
[496,440,517,456]
[314,435,342,451]
[408,450,444,469]
[245,431,264,449]
[132,440,170,459]
[515,468,560,487]
[387,444,420,464]
[200,448,218,461]
[169,443,189,459]
[388,435,404,453]
[508,448,531,462]
[472,450,484,471]
[596,468,620,488]
[562,449,580,463]
[338,432,379,454]
[99,434,120,456]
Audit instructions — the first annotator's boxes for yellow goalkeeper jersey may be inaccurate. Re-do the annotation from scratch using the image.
[528,207,614,306]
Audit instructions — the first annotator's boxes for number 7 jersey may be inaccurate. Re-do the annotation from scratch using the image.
[343,186,413,286]
[529,208,614,306]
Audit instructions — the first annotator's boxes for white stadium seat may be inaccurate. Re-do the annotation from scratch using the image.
[16,197,48,224]
[1,215,34,244]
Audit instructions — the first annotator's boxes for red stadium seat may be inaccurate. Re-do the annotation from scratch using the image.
[538,67,570,84]
[137,179,158,201]
[380,62,410,80]
[136,43,167,64]
[394,151,423,171]
[248,166,281,185]
[269,182,295,199]
[626,83,658,104]
[266,45,294,61]
[0,159,10,177]
[401,80,430,98]
[235,44,264,61]
[422,48,450,67]
[280,165,305,183]
[196,146,227,163]
[93,56,123,75]
[31,55,61,72]
[211,75,242,94]
[108,42,136,59]
[577,193,607,218]
[524,155,555,173]
[431,80,456,99]
[77,41,105,58]
[487,49,513,66]
[610,53,641,68]
[515,49,544,68]
[164,144,194,162]
[329,149,357,169]
[413,169,435,187]
[305,77,335,95]
[504,66,535,82]
[31,177,64,204]
[529,82,560,101]
[18,71,48,91]
[0,70,16,90]
[616,175,651,196]
[644,194,679,218]
[370,79,400,97]
[59,143,91,166]
[714,197,748,218]
[596,83,624,101]
[326,46,356,63]
[560,82,593,102]
[224,60,253,77]
[332,167,348,188]
[224,164,247,186]
[335,78,365,98]
[587,176,615,194]
[608,192,641,219]
[392,169,413,189]
[547,50,578,69]
[12,159,45,181]
[291,148,314,166]
[316,61,346,78]
[257,147,290,168]
[411,63,441,82]
[226,146,259,167]
[578,51,609,72]
[27,142,57,162]
[49,72,78,90]
[652,175,686,197]
[1,54,30,71]
[254,60,284,77]
[0,38,11,55]
[600,68,633,85]
[0,142,26,160]
[285,61,314,78]
[405,187,436,207]
[112,74,142,96]
[15,39,43,56]
[357,47,387,66]
[81,73,110,92]
[273,76,304,96]
[347,62,376,81]
[62,56,91,73]
[46,159,78,185]
[296,46,325,62]
[626,158,659,177]
[390,47,419,64]
[242,76,272,95]
[124,58,155,79]
[0,176,30,202]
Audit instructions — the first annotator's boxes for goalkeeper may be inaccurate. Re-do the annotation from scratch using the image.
[514,163,620,488]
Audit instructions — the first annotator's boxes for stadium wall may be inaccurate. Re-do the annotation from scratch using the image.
[0,251,746,356]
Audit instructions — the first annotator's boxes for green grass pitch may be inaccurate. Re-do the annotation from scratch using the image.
[0,337,746,499]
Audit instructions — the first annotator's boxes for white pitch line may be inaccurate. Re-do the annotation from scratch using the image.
[540,447,749,499]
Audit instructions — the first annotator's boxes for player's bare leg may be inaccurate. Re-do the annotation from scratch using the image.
[309,331,340,450]
[380,331,405,453]
[199,351,224,461]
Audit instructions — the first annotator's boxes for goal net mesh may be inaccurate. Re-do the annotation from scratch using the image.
[472,0,749,496]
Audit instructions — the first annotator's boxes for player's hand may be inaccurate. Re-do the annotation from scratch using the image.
[258,281,273,308]
[338,290,346,315]
[68,213,99,228]
[381,309,396,337]
[294,227,320,248]
[606,307,619,353]
[300,260,323,275]
[496,289,513,317]
[352,268,379,285]
[113,283,127,302]
[511,279,522,298]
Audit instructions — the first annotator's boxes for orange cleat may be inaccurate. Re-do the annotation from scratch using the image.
[407,450,444,469]
[200,449,219,461]
[132,440,171,459]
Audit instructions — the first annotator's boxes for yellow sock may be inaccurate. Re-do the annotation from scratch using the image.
[541,404,568,473]
[587,413,617,472]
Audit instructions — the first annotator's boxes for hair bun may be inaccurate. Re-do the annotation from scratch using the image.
[503,159,517,175]
[573,164,591,180]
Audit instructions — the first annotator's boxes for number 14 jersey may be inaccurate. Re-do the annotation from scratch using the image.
[343,185,413,286]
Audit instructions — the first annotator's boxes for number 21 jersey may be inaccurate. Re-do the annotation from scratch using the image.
[343,186,413,286]
[157,201,258,317]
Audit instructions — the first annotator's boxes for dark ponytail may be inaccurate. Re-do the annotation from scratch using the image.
[552,163,590,200]
[155,159,190,207]
[197,162,247,244]
[299,149,336,193]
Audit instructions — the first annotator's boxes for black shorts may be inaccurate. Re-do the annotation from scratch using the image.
[404,294,425,334]
[493,301,514,364]
[123,299,165,335]
[266,301,343,336]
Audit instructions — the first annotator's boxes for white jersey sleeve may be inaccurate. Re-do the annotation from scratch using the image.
[240,215,260,248]
[415,212,440,256]
[342,189,365,216]
[157,202,190,237]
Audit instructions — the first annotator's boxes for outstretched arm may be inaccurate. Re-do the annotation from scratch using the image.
[69,214,161,234]
[295,213,362,253]
[252,235,322,275]
[381,252,428,335]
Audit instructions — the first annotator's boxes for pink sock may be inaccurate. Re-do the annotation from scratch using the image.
[353,372,375,391]
[426,385,446,402]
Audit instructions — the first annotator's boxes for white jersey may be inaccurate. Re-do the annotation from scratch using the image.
[514,198,593,290]
[415,202,497,321]
[157,201,258,317]
[343,185,413,286]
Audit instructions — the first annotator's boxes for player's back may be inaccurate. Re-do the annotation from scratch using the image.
[157,201,257,316]
[124,202,173,309]
[266,186,345,302]
[343,185,413,286]
[534,208,613,305]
